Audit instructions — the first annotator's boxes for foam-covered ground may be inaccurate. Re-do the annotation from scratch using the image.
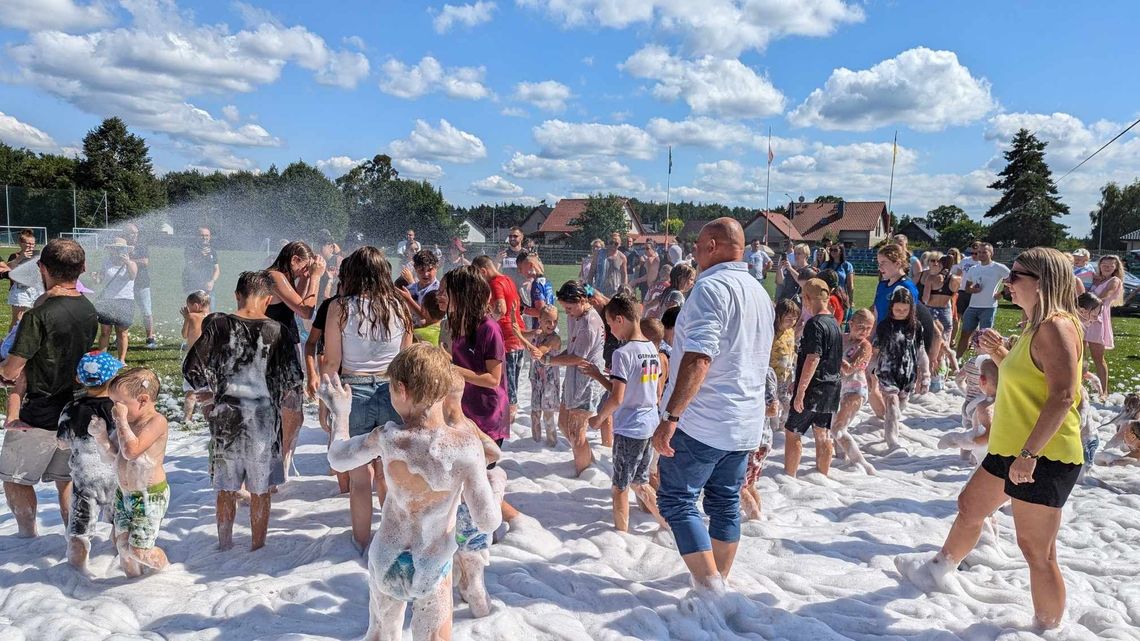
[1,376,1138,641]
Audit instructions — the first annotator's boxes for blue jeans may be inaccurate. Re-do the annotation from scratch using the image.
[348,381,399,437]
[961,306,996,334]
[505,349,524,405]
[657,428,749,555]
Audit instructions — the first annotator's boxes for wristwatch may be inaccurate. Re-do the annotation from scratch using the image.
[1018,448,1038,460]
[663,412,682,423]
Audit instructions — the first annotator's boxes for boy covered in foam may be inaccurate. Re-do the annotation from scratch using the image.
[56,351,124,573]
[442,372,506,618]
[89,367,170,577]
[180,290,210,421]
[323,344,501,641]
[938,357,998,466]
[183,271,304,551]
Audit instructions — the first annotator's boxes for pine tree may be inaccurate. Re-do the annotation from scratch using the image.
[984,128,1068,247]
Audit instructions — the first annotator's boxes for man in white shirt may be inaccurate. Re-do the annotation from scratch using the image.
[653,218,775,593]
[395,229,420,259]
[745,239,771,281]
[955,242,1009,359]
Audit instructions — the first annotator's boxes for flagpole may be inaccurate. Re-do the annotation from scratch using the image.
[665,145,672,253]
[887,130,897,232]
[764,126,772,244]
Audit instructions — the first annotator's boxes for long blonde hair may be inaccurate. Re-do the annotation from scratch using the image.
[1095,255,1126,306]
[1014,247,1080,335]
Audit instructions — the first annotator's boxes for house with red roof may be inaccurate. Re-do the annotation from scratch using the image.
[743,211,803,246]
[775,200,890,248]
[535,198,668,245]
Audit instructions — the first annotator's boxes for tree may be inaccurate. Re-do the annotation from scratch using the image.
[926,205,968,232]
[661,217,683,235]
[984,128,1068,247]
[1089,180,1140,251]
[570,194,628,249]
[78,117,164,222]
[273,162,348,240]
[938,218,989,250]
[814,195,844,203]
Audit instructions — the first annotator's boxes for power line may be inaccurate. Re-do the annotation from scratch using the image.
[1057,115,1140,183]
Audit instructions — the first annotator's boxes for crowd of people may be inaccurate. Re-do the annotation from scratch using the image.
[0,221,1136,639]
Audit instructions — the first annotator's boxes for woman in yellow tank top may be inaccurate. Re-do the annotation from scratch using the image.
[896,248,1083,630]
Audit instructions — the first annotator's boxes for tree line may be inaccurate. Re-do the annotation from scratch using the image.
[2,121,1135,251]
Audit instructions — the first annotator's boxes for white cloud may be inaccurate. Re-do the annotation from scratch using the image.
[433,1,497,33]
[5,2,367,151]
[502,152,649,193]
[0,0,114,32]
[514,80,572,113]
[620,46,785,118]
[581,56,594,66]
[647,114,807,151]
[379,56,490,100]
[184,143,259,173]
[532,120,657,160]
[390,119,487,163]
[517,0,864,57]
[314,49,372,89]
[501,107,529,118]
[471,175,524,196]
[394,157,445,180]
[789,47,996,132]
[0,111,59,152]
[316,155,364,178]
[221,105,240,122]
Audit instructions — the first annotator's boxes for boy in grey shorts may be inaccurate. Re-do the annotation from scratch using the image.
[583,294,668,532]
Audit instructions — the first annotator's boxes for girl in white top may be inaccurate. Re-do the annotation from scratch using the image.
[322,246,412,552]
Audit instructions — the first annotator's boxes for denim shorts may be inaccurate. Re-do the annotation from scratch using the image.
[348,380,399,437]
[505,349,525,405]
[961,306,996,334]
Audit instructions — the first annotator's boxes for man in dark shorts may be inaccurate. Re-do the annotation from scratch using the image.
[183,225,220,307]
[0,239,99,537]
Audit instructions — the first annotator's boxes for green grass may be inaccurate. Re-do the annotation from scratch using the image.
[6,250,1137,394]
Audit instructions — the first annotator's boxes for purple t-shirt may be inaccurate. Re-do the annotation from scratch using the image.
[451,316,509,440]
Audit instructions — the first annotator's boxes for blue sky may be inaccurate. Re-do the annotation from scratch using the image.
[1,0,1137,236]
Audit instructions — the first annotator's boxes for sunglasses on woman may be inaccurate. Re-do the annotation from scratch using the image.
[1007,269,1038,284]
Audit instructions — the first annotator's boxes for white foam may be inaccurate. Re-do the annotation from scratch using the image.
[0,372,1136,639]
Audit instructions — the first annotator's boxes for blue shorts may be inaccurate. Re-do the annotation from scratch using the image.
[456,502,490,552]
[505,350,524,405]
[961,306,996,334]
[348,380,399,437]
[382,551,453,602]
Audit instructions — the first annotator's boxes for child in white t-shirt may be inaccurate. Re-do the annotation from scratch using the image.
[581,294,667,532]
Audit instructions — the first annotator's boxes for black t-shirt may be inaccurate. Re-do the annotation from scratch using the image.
[794,313,843,412]
[183,242,219,292]
[131,241,151,290]
[57,395,115,441]
[10,295,99,429]
[311,296,338,355]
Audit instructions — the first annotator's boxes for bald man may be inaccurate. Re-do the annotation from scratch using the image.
[653,217,775,592]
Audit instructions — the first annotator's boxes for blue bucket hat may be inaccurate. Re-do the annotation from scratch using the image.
[77,351,124,387]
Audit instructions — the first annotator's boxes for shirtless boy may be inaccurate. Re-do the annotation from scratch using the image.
[90,367,170,577]
[324,344,501,641]
[180,290,209,421]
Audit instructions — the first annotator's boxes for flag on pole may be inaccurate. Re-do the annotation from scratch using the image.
[767,138,775,165]
[891,131,898,165]
[668,145,672,175]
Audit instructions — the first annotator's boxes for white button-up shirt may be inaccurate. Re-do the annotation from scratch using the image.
[666,261,775,451]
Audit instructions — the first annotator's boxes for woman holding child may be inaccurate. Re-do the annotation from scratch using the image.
[321,246,412,552]
[899,247,1085,630]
